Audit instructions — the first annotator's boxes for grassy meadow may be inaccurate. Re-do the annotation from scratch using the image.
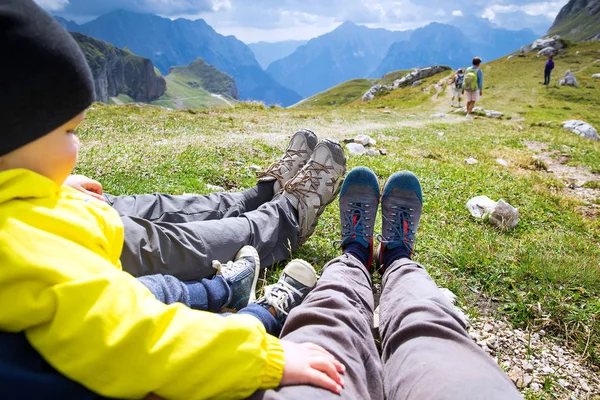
[75,40,600,382]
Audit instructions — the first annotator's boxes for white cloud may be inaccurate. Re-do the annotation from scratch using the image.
[34,0,70,11]
[452,10,464,16]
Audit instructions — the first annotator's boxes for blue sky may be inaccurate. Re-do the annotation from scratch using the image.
[35,0,569,43]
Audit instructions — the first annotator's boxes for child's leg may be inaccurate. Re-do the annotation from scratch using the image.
[379,260,521,400]
[238,259,317,337]
[121,195,299,281]
[139,246,261,312]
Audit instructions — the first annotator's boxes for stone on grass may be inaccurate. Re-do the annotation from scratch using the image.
[248,165,262,172]
[489,200,519,230]
[465,157,478,165]
[467,197,520,229]
[379,149,388,155]
[467,196,497,219]
[531,35,562,51]
[496,158,509,166]
[593,74,600,79]
[412,80,422,87]
[537,47,556,57]
[486,110,504,118]
[563,120,600,141]
[354,134,373,146]
[366,148,381,156]
[206,184,225,192]
[346,143,367,155]
[431,113,447,118]
[438,131,445,137]
[558,70,578,87]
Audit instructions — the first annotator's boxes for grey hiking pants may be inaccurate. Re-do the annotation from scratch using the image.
[104,186,299,281]
[251,254,521,400]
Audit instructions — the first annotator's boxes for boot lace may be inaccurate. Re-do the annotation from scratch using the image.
[377,206,416,252]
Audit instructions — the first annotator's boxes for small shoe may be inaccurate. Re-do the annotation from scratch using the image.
[255,259,317,325]
[466,114,473,120]
[213,245,260,311]
[376,171,423,273]
[458,103,462,108]
[338,167,379,269]
[451,101,454,107]
[257,129,318,193]
[283,139,347,245]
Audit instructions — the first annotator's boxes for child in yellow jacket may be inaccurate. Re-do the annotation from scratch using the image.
[0,1,344,399]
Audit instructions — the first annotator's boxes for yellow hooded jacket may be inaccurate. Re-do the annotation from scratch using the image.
[0,169,284,399]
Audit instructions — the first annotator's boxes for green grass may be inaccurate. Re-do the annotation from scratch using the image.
[74,40,600,372]
[294,79,375,108]
[151,72,231,110]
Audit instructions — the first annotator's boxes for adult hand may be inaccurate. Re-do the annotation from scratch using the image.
[280,340,345,394]
[64,174,104,201]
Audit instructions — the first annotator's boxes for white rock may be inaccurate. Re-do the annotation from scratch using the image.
[531,35,562,51]
[507,55,515,60]
[346,143,367,155]
[431,113,447,118]
[206,184,225,192]
[369,138,377,146]
[579,378,590,392]
[465,157,478,165]
[412,80,422,87]
[558,70,578,87]
[467,196,497,219]
[438,131,445,137]
[496,158,509,166]
[538,46,556,57]
[485,110,504,118]
[354,134,373,146]
[489,199,519,230]
[593,74,600,79]
[542,366,555,374]
[366,148,381,156]
[563,120,600,141]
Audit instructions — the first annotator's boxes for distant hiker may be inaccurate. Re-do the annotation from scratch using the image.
[544,55,555,85]
[0,1,347,399]
[462,57,484,120]
[450,69,464,107]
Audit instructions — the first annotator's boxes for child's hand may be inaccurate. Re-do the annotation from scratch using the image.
[279,340,345,394]
[64,174,104,201]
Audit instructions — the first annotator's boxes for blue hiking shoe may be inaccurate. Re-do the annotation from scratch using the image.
[255,259,317,325]
[338,167,380,269]
[214,245,260,311]
[376,171,423,273]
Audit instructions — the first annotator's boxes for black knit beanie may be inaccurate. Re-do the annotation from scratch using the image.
[0,0,95,156]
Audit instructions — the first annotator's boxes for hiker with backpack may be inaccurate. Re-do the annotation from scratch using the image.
[462,57,484,120]
[544,55,555,85]
[450,69,464,107]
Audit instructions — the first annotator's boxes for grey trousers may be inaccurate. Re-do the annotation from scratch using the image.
[251,255,521,400]
[105,186,299,281]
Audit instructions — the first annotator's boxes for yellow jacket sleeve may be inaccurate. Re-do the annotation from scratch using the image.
[0,170,285,400]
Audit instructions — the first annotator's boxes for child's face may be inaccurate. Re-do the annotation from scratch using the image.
[0,111,85,185]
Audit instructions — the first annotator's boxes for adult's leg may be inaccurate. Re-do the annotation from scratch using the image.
[104,182,274,224]
[121,195,299,281]
[250,254,384,400]
[379,259,521,400]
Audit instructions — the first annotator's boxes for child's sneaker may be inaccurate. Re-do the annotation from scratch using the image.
[283,139,347,245]
[376,171,423,273]
[338,167,379,269]
[255,259,317,325]
[213,245,260,311]
[258,129,318,193]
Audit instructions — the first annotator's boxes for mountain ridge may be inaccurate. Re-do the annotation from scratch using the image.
[56,10,301,106]
[548,0,600,41]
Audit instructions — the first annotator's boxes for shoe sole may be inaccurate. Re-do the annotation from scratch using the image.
[236,245,261,303]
